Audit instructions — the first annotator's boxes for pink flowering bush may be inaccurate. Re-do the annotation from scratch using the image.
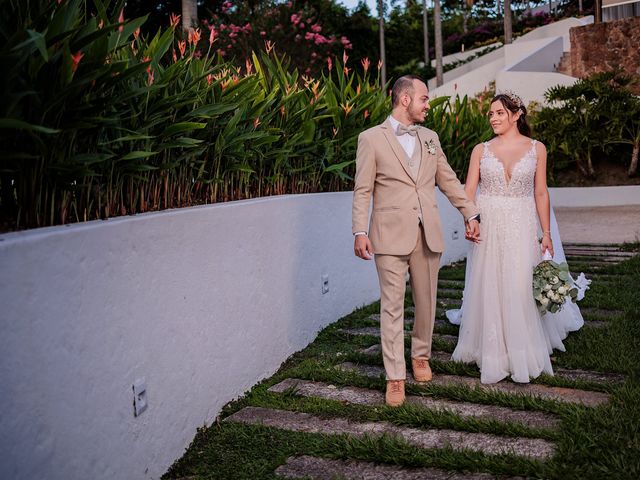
[200,1,351,75]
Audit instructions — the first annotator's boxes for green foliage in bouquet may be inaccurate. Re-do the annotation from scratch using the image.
[532,260,578,315]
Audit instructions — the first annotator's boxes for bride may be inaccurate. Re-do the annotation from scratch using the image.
[447,92,586,384]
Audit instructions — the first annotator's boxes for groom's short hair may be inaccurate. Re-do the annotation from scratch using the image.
[392,75,425,107]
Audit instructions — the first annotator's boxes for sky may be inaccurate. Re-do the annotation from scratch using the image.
[338,0,380,14]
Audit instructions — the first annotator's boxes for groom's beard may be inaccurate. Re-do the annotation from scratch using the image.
[407,99,426,124]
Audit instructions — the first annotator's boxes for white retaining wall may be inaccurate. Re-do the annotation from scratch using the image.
[0,190,470,480]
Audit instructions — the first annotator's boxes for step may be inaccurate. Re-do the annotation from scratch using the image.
[269,378,560,430]
[226,406,556,459]
[565,250,636,258]
[337,362,610,407]
[564,243,626,251]
[580,308,623,318]
[366,314,451,328]
[341,327,457,345]
[276,455,522,480]
[358,346,624,384]
[438,279,465,289]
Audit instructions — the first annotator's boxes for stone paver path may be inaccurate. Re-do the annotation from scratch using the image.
[269,378,560,429]
[337,363,610,407]
[275,455,522,480]
[226,406,556,459]
[166,243,637,480]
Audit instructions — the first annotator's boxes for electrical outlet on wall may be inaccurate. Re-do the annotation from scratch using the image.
[322,274,329,294]
[133,378,148,417]
[452,229,459,240]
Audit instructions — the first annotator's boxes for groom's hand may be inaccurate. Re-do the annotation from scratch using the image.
[465,219,481,243]
[354,234,373,260]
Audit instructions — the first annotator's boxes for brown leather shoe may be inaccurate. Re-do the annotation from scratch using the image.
[411,357,432,382]
[385,380,405,407]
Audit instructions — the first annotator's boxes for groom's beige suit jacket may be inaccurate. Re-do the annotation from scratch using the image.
[352,119,478,254]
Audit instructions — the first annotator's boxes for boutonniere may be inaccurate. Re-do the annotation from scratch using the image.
[425,139,437,155]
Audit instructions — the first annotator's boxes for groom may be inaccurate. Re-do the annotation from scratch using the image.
[352,75,480,407]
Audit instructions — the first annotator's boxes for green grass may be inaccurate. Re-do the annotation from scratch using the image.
[163,254,640,480]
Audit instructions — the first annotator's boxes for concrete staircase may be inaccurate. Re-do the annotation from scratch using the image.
[556,51,573,76]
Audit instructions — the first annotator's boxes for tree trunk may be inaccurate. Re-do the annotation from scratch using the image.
[378,0,387,87]
[504,0,512,45]
[422,0,430,67]
[182,0,198,32]
[434,0,443,86]
[586,151,595,178]
[579,0,583,13]
[595,0,602,23]
[629,140,639,177]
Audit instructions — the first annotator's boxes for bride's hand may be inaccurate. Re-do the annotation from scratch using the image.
[541,236,554,257]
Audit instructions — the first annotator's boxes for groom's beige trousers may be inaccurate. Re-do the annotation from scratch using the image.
[375,224,441,380]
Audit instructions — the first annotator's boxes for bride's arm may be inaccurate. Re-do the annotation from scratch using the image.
[464,144,482,202]
[534,142,554,256]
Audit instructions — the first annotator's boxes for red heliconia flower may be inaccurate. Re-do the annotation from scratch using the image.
[188,28,201,46]
[343,66,350,76]
[118,9,124,32]
[172,49,177,63]
[133,27,140,40]
[327,57,332,72]
[363,109,370,120]
[209,26,217,46]
[356,84,361,95]
[253,117,261,128]
[147,70,154,86]
[361,57,370,73]
[245,59,253,75]
[207,74,213,85]
[142,56,151,74]
[377,59,383,70]
[264,40,275,54]
[332,127,338,138]
[280,105,285,116]
[71,52,84,73]
[169,13,181,29]
[178,40,186,58]
[342,50,348,65]
[341,102,353,116]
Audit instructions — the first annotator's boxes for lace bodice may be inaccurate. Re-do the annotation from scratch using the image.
[479,140,537,198]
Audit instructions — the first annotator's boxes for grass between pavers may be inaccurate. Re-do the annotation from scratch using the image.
[163,255,640,480]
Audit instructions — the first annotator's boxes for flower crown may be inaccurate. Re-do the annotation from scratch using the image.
[500,90,524,109]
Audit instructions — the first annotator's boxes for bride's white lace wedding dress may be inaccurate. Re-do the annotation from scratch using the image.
[447,139,586,384]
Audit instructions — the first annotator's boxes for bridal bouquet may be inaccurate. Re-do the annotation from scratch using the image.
[533,255,579,315]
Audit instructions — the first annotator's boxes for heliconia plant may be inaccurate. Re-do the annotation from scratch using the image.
[0,0,500,232]
[0,0,390,230]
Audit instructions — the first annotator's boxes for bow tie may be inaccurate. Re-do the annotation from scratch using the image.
[396,124,419,137]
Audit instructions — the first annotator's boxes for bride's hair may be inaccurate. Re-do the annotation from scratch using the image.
[491,93,531,137]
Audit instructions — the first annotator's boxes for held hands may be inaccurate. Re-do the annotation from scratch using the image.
[465,219,481,243]
[354,234,373,260]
